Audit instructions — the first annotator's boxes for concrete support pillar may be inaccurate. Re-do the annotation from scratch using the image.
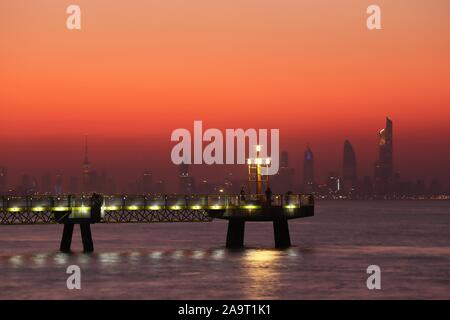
[80,223,94,252]
[273,218,291,248]
[60,223,74,252]
[59,223,94,253]
[226,219,245,248]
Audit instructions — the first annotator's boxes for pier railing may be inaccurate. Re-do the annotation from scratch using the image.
[0,194,314,225]
[0,194,315,251]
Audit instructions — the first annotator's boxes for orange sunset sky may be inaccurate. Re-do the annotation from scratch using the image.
[0,0,449,187]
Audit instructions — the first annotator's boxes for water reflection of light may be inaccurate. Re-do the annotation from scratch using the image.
[242,250,282,299]
[9,255,23,266]
[245,250,279,262]
[286,248,299,257]
[54,253,69,265]
[128,251,141,262]
[150,251,162,259]
[172,250,184,259]
[32,253,48,266]
[99,252,121,265]
[212,249,225,260]
[192,250,205,259]
[77,254,91,265]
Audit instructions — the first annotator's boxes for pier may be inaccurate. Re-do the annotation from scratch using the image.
[0,193,314,252]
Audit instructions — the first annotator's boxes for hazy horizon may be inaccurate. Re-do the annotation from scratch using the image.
[1,0,450,189]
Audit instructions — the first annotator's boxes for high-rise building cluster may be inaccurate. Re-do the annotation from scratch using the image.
[296,117,446,199]
[0,118,447,198]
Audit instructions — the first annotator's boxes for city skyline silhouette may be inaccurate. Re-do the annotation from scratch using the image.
[1,117,448,197]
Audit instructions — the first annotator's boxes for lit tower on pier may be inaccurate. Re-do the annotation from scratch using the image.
[247,145,271,194]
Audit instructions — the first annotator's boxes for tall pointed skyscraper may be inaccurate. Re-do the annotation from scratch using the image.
[343,140,357,193]
[303,146,314,192]
[374,117,393,195]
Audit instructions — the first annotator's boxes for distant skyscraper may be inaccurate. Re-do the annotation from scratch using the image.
[106,177,116,194]
[0,167,7,192]
[415,179,426,196]
[40,172,52,193]
[273,151,294,192]
[155,179,166,193]
[82,135,91,193]
[179,163,194,193]
[99,171,107,193]
[281,151,289,168]
[19,174,36,195]
[224,172,234,193]
[303,146,314,191]
[142,171,153,193]
[54,174,63,194]
[90,171,98,192]
[70,176,79,194]
[374,117,393,195]
[429,180,442,196]
[361,176,374,198]
[197,178,213,194]
[327,171,340,194]
[343,140,357,193]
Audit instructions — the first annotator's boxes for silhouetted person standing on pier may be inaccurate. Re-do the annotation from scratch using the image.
[90,193,103,223]
[240,186,246,203]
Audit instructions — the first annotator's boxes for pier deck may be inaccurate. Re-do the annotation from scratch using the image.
[0,193,314,251]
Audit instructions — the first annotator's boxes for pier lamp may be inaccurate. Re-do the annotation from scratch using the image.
[247,145,271,194]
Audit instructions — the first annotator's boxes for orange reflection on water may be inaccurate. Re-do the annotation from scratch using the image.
[242,249,283,299]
